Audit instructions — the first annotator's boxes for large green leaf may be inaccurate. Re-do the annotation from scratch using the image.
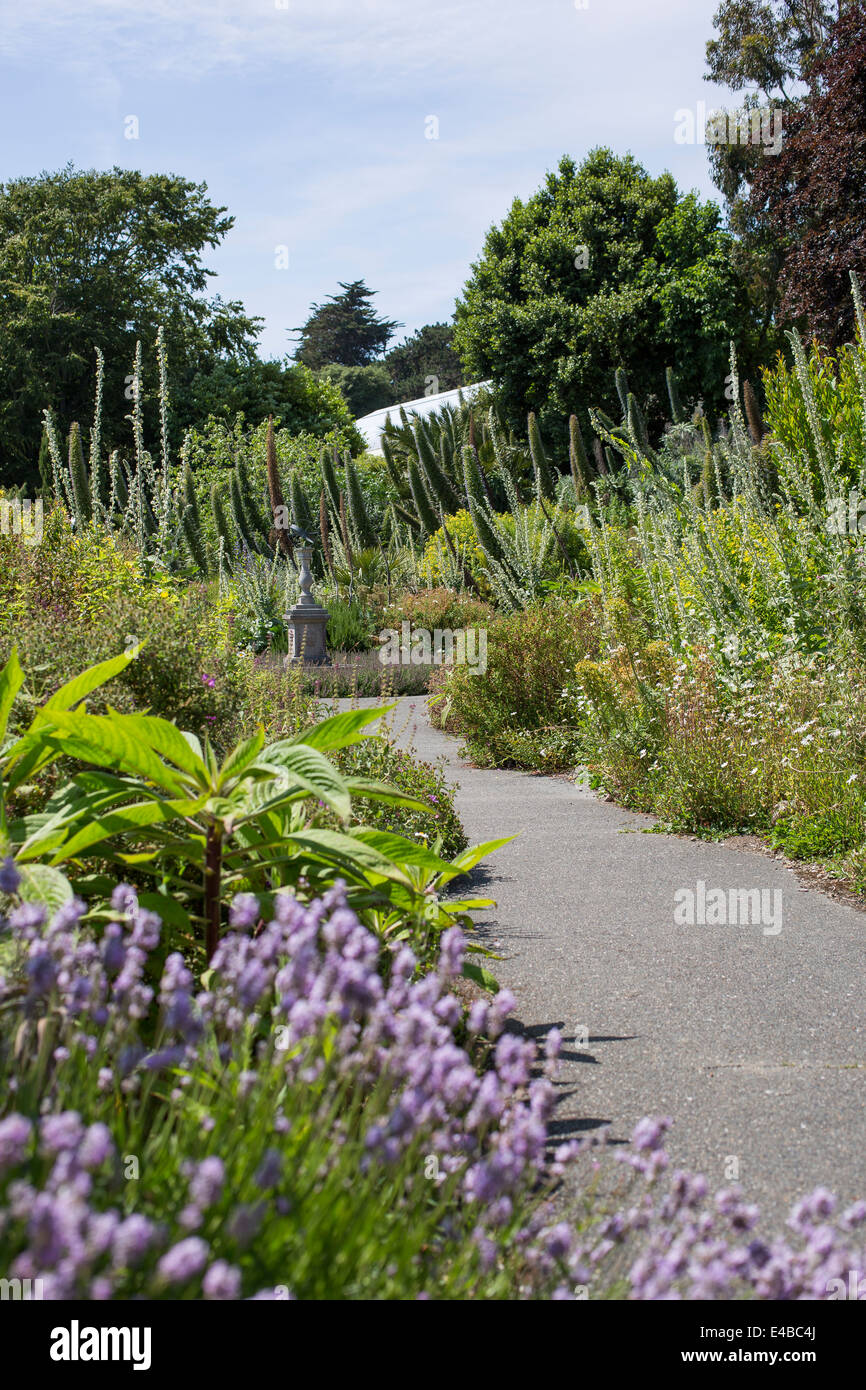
[107,712,208,782]
[461,960,501,993]
[15,863,75,913]
[349,827,451,873]
[278,828,417,885]
[2,715,64,792]
[34,712,186,794]
[250,744,352,821]
[281,705,394,753]
[343,778,428,812]
[0,648,24,748]
[49,796,207,863]
[219,728,267,786]
[43,644,145,713]
[136,892,192,931]
[447,836,514,875]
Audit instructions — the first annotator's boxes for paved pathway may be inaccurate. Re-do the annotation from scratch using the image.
[350,696,866,1230]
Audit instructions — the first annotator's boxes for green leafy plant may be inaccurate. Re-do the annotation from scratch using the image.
[4,656,506,969]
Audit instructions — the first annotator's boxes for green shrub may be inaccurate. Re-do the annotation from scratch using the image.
[430,600,598,769]
[336,733,467,861]
[3,657,497,971]
[1,587,245,820]
[381,587,494,634]
[326,596,375,652]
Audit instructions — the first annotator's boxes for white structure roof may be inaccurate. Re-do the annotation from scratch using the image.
[355,380,491,454]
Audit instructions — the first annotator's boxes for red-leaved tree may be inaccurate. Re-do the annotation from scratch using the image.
[749,1,866,346]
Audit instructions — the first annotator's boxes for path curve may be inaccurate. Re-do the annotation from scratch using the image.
[350,695,866,1228]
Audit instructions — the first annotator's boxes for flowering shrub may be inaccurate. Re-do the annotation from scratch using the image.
[565,1117,866,1301]
[0,882,567,1299]
[420,512,489,587]
[2,882,864,1300]
[430,600,597,770]
[570,640,866,857]
[0,514,244,780]
[0,507,179,639]
[381,585,494,635]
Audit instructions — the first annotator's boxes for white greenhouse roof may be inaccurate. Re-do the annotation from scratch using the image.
[355,380,491,453]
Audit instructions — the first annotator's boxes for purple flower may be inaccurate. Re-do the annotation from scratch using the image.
[203,1260,242,1300]
[0,855,21,895]
[545,1223,573,1260]
[78,1124,113,1170]
[157,1237,210,1285]
[230,893,260,931]
[189,1157,224,1210]
[112,1214,156,1269]
[438,927,464,980]
[631,1116,672,1153]
[0,1114,32,1172]
[467,1000,488,1035]
[254,1150,282,1190]
[40,1112,84,1154]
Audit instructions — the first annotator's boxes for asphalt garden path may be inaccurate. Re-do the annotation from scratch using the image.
[345,695,866,1230]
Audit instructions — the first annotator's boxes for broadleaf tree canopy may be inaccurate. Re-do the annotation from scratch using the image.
[0,164,263,485]
[453,148,756,446]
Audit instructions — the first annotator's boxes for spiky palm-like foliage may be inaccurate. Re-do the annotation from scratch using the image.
[229,469,266,556]
[321,447,342,518]
[265,416,292,560]
[344,455,376,549]
[338,491,354,569]
[180,462,211,575]
[626,393,650,449]
[289,472,315,538]
[211,483,233,558]
[743,380,766,445]
[666,365,686,425]
[319,488,334,573]
[413,421,462,514]
[407,458,439,537]
[615,366,631,419]
[68,422,93,525]
[569,413,593,503]
[527,411,557,503]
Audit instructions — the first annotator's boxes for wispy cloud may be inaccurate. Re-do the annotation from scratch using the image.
[2,0,717,92]
[0,0,732,356]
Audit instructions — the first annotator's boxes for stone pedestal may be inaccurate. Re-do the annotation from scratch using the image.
[285,603,330,665]
[284,547,330,666]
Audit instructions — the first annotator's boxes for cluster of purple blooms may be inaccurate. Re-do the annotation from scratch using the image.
[552,1118,866,1300]
[1,862,865,1299]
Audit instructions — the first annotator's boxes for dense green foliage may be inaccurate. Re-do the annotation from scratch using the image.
[182,358,360,438]
[454,149,756,447]
[0,165,260,485]
[435,277,866,886]
[385,322,465,401]
[294,279,400,369]
[317,362,396,416]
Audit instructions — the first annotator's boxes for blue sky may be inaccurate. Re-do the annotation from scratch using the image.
[0,0,733,361]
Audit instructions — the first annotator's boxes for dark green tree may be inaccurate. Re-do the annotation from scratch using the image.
[0,164,262,486]
[385,323,464,401]
[293,280,400,370]
[183,358,358,438]
[454,149,756,448]
[316,363,396,417]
